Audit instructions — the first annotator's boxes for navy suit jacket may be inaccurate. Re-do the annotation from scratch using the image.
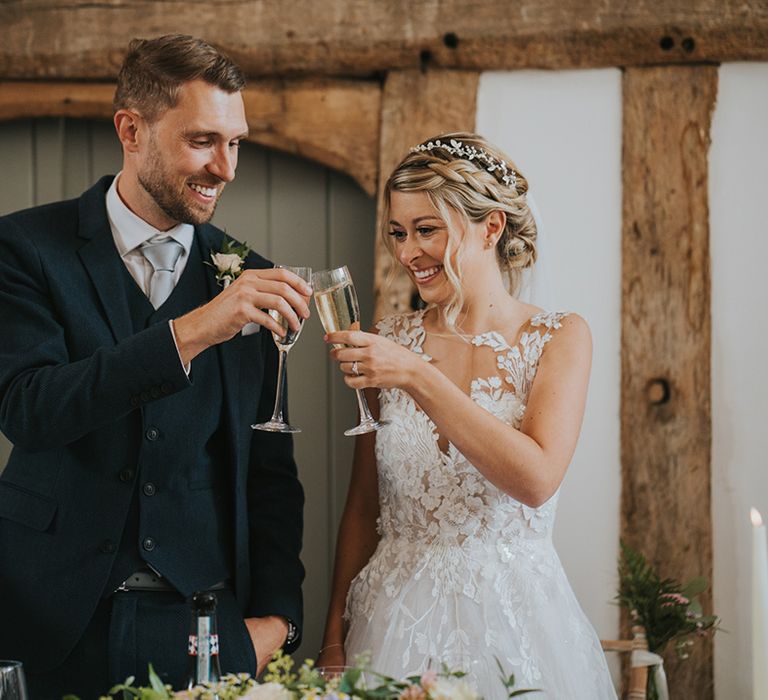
[0,177,304,672]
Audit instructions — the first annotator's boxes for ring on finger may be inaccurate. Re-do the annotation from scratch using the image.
[352,361,360,376]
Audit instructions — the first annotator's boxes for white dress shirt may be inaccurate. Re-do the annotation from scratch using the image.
[105,173,194,372]
[105,173,194,297]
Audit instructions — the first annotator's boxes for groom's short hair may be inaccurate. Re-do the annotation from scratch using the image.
[113,34,246,122]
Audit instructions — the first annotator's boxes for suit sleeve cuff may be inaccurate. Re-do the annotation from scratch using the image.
[168,319,191,375]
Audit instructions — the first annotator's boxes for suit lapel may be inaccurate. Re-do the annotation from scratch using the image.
[76,177,133,342]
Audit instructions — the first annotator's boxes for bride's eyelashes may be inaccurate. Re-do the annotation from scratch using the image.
[387,226,442,241]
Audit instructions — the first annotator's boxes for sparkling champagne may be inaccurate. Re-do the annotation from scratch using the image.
[312,265,387,435]
[269,309,304,351]
[314,281,360,344]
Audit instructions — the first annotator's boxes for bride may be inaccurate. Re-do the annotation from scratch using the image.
[317,133,617,699]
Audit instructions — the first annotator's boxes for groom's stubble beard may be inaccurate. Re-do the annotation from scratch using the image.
[138,131,225,227]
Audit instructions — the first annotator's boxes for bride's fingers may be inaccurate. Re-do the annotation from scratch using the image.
[325,330,370,347]
[339,360,363,376]
[333,346,363,362]
[343,373,369,389]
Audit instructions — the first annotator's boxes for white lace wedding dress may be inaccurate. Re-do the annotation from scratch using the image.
[344,309,617,699]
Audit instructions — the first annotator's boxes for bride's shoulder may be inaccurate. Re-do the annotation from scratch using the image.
[528,310,592,358]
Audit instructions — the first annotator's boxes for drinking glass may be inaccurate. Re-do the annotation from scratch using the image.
[0,661,28,700]
[315,665,351,680]
[252,265,312,433]
[312,266,387,436]
[315,665,367,690]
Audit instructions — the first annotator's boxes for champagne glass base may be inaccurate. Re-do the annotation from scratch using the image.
[344,418,388,437]
[252,420,301,434]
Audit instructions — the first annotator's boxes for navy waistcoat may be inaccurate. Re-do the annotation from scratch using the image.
[106,237,234,595]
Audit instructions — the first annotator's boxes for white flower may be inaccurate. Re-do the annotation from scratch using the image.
[240,681,293,700]
[211,252,244,274]
[430,678,481,700]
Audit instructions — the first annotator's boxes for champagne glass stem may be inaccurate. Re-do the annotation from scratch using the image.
[343,386,387,436]
[270,349,289,423]
[354,388,375,422]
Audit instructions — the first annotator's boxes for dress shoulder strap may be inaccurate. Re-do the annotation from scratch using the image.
[529,310,570,333]
[524,310,572,363]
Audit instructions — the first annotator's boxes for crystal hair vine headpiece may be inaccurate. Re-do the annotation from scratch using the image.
[409,138,518,190]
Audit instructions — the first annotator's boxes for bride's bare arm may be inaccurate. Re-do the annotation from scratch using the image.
[318,393,381,665]
[327,314,592,508]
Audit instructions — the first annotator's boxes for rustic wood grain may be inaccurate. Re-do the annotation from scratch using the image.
[241,79,380,196]
[0,1,766,80]
[373,69,478,321]
[621,64,718,699]
[0,79,381,195]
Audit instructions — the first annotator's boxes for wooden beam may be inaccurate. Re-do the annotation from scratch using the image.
[241,79,380,196]
[0,80,380,195]
[0,1,766,80]
[373,69,478,321]
[621,64,718,699]
[0,82,115,121]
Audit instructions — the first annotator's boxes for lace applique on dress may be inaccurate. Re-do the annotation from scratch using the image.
[344,308,617,700]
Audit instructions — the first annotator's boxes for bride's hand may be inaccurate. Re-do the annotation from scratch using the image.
[325,330,422,391]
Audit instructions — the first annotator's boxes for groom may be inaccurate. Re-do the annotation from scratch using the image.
[0,35,309,698]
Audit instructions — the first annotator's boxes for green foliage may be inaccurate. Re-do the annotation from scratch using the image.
[495,658,540,697]
[66,653,540,700]
[617,540,719,657]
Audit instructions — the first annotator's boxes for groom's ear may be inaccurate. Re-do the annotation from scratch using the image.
[114,109,143,154]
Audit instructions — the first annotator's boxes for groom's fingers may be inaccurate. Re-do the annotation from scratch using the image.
[230,277,311,331]
[254,266,313,297]
[237,270,312,317]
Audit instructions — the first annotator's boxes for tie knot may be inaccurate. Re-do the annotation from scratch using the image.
[140,236,184,273]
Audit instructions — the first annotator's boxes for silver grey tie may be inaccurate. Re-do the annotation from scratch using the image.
[140,236,184,308]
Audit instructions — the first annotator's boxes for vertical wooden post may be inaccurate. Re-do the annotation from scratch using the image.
[621,64,718,699]
[374,69,479,320]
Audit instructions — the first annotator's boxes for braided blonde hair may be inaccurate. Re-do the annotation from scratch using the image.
[381,132,537,330]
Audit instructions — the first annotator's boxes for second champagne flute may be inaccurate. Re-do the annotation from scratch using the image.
[312,265,387,436]
[252,265,312,433]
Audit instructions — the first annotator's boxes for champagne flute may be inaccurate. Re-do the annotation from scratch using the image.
[312,266,387,436]
[252,265,312,433]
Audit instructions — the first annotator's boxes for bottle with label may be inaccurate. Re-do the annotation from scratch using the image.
[186,591,223,690]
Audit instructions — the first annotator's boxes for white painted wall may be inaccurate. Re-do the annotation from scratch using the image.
[478,62,768,699]
[710,62,768,700]
[477,68,623,663]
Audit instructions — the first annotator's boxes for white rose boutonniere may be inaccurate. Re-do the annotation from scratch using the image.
[207,239,250,288]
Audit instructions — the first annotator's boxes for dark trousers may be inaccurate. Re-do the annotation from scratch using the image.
[26,588,256,700]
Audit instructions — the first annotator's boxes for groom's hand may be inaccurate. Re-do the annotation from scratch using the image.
[174,268,312,365]
[244,615,290,676]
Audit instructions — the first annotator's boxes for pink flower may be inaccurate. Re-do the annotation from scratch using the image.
[399,684,427,700]
[660,592,689,607]
[420,670,438,690]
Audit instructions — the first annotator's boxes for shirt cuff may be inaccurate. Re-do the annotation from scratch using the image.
[168,319,191,375]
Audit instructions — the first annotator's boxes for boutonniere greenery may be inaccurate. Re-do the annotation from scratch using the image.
[207,238,250,288]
